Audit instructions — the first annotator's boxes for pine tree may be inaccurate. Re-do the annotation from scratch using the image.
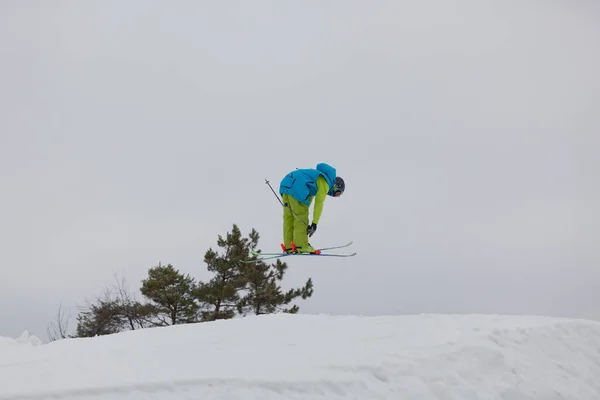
[74,274,158,338]
[140,263,199,325]
[238,258,314,315]
[76,300,157,337]
[75,298,124,337]
[194,224,258,321]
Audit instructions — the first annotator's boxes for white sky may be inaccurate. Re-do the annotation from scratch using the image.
[1,0,599,341]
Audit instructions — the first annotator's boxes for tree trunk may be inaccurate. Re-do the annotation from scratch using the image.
[215,297,222,320]
[171,304,178,325]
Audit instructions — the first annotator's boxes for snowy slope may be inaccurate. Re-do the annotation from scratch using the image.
[1,314,600,400]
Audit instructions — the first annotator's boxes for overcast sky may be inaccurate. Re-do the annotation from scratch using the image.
[1,1,598,341]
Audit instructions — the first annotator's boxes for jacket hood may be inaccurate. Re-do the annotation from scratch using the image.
[316,163,336,188]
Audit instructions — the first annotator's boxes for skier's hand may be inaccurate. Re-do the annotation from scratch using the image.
[307,223,317,237]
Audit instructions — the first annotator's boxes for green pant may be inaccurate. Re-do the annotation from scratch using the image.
[282,193,313,252]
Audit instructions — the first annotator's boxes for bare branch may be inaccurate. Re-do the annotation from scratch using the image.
[46,302,71,342]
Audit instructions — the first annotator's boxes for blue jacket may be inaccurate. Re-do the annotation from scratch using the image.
[279,163,337,205]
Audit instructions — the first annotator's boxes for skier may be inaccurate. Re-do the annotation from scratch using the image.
[278,162,345,254]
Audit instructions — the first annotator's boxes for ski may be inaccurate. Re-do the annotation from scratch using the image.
[251,241,353,256]
[241,241,355,262]
[243,251,356,262]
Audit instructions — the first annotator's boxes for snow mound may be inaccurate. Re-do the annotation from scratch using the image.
[1,314,599,400]
[1,330,42,348]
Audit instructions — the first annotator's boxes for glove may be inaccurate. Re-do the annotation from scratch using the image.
[307,223,317,237]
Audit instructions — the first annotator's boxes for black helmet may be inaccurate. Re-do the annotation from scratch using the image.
[331,176,345,197]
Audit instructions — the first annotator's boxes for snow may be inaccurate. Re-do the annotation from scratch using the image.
[1,314,600,400]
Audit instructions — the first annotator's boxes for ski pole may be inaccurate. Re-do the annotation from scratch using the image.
[265,178,309,226]
[265,178,285,207]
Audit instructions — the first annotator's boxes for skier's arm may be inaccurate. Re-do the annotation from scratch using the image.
[312,176,329,225]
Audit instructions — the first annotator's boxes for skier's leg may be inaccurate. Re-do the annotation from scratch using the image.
[289,196,314,253]
[282,193,294,250]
